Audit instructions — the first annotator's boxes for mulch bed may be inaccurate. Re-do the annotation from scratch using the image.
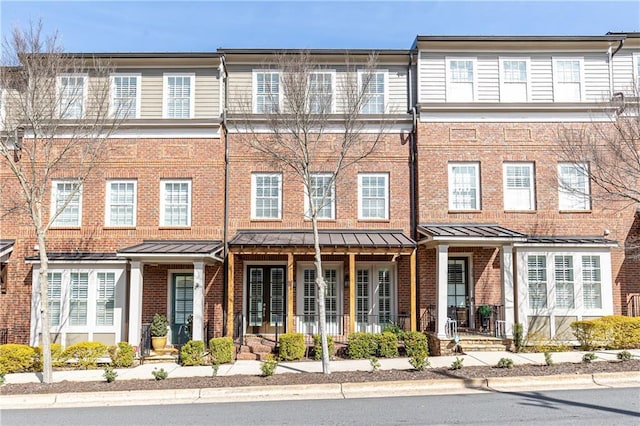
[2,359,638,396]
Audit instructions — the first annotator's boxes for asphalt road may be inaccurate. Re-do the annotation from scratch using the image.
[2,387,639,425]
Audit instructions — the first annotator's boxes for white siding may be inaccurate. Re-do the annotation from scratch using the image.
[612,51,636,95]
[476,55,499,102]
[387,65,408,113]
[583,53,610,101]
[418,52,446,103]
[530,55,554,102]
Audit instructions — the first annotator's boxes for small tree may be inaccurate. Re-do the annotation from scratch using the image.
[0,21,122,383]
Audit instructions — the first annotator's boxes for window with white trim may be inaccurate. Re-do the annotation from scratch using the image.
[254,71,279,113]
[51,181,82,227]
[359,70,386,114]
[106,180,136,227]
[500,58,529,102]
[553,58,582,102]
[558,163,590,210]
[355,263,396,330]
[111,74,140,118]
[57,74,86,119]
[48,272,62,326]
[251,173,282,219]
[163,74,194,118]
[96,272,115,326]
[446,58,475,101]
[305,173,335,220]
[503,162,535,210]
[358,173,389,220]
[554,255,575,309]
[582,256,602,309]
[309,72,333,113]
[448,162,480,210]
[160,180,191,226]
[69,272,89,326]
[527,255,547,309]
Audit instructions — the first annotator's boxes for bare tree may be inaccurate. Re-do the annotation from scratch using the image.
[0,21,122,383]
[230,52,391,374]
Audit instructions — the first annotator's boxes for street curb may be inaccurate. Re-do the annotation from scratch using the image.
[198,383,343,403]
[341,378,488,399]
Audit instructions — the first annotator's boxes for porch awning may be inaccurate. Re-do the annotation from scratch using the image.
[117,240,224,263]
[25,252,124,263]
[417,223,528,244]
[229,230,415,255]
[0,239,15,261]
[518,235,618,247]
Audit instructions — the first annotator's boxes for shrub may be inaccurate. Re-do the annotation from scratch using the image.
[312,334,334,361]
[347,332,378,359]
[376,332,399,358]
[61,342,108,369]
[403,331,429,358]
[544,351,553,366]
[103,365,117,383]
[497,357,514,368]
[152,367,168,380]
[33,344,64,370]
[180,340,206,366]
[0,344,36,374]
[278,333,305,361]
[260,355,278,377]
[0,372,5,385]
[381,322,405,340]
[450,357,464,370]
[209,337,234,364]
[582,352,597,363]
[108,342,135,368]
[150,314,169,337]
[369,356,380,372]
[513,323,524,353]
[409,354,430,371]
[572,316,640,350]
[211,364,219,377]
[617,350,632,361]
[571,320,603,350]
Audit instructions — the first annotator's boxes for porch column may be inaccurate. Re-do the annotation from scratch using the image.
[287,253,294,332]
[436,244,449,338]
[192,261,205,341]
[349,253,356,334]
[225,253,235,338]
[409,249,417,331]
[128,261,143,347]
[501,245,515,337]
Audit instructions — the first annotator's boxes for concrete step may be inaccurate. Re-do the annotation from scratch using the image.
[239,345,252,353]
[459,343,510,352]
[235,352,259,361]
[249,344,274,354]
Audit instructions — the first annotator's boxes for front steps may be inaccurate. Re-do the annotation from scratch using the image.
[428,332,512,356]
[236,336,276,360]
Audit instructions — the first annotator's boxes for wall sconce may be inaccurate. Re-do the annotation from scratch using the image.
[344,273,350,288]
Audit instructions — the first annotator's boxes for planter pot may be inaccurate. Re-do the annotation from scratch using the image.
[151,336,167,352]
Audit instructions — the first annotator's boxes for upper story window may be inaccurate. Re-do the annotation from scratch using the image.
[448,162,480,210]
[57,74,87,119]
[163,73,194,118]
[503,162,535,211]
[111,74,140,118]
[359,70,387,114]
[160,179,191,226]
[553,58,583,102]
[558,162,590,211]
[309,72,334,113]
[51,180,82,227]
[254,71,280,113]
[499,58,529,102]
[106,180,137,227]
[305,173,335,219]
[446,58,475,102]
[358,173,389,220]
[251,173,282,219]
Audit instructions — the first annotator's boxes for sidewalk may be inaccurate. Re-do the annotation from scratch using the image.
[2,349,639,409]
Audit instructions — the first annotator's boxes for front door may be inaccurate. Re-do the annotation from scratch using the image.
[171,273,193,345]
[247,266,285,334]
[448,258,470,328]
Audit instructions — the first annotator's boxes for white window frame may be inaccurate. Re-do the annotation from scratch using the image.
[552,57,584,102]
[558,162,590,211]
[358,69,388,114]
[503,162,535,211]
[251,173,282,219]
[309,70,335,114]
[448,162,481,211]
[499,57,531,102]
[105,179,137,227]
[51,180,83,227]
[57,73,88,119]
[110,73,141,119]
[357,173,389,220]
[445,57,477,102]
[162,73,195,118]
[305,173,335,220]
[253,70,281,113]
[160,179,192,227]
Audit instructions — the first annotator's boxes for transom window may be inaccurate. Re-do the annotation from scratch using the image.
[503,162,535,210]
[251,173,282,219]
[164,74,194,118]
[160,180,191,226]
[553,58,582,102]
[500,58,529,102]
[359,70,386,114]
[309,72,333,113]
[558,163,590,210]
[51,181,82,227]
[448,162,480,210]
[111,74,140,118]
[358,173,389,220]
[106,180,136,227]
[57,75,86,119]
[255,71,280,113]
[446,58,475,101]
[305,173,335,220]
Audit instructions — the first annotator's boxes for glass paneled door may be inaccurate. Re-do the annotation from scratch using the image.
[447,258,470,328]
[247,266,285,334]
[172,273,193,345]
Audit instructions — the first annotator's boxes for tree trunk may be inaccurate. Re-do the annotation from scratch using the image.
[37,230,53,384]
[312,216,331,374]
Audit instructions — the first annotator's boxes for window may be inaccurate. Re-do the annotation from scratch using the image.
[309,72,334,113]
[251,173,282,219]
[358,173,389,220]
[105,180,136,227]
[554,255,575,309]
[553,58,582,102]
[527,255,547,309]
[51,181,82,227]
[355,264,396,331]
[503,163,535,210]
[57,74,86,119]
[305,173,335,219]
[297,266,340,334]
[558,163,590,210]
[163,73,194,118]
[582,256,602,309]
[448,162,480,210]
[160,180,191,226]
[48,272,62,327]
[359,70,386,114]
[446,58,475,101]
[96,272,115,326]
[111,74,140,118]
[500,58,529,102]
[70,272,89,326]
[254,71,279,113]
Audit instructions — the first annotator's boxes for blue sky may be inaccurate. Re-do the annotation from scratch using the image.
[1,1,639,52]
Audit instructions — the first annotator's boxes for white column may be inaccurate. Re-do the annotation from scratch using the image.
[501,245,515,337]
[127,261,143,347]
[436,244,449,338]
[192,261,205,341]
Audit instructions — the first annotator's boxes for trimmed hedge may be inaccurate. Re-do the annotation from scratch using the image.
[61,342,108,369]
[181,340,206,366]
[0,344,36,374]
[108,342,135,368]
[347,332,379,359]
[571,316,640,350]
[209,337,234,364]
[376,332,399,358]
[403,331,429,358]
[312,334,335,360]
[33,344,65,370]
[278,333,305,361]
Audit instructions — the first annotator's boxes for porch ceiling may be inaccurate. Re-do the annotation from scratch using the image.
[117,240,224,263]
[417,223,527,245]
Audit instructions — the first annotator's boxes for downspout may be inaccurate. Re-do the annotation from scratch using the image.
[408,50,420,330]
[608,38,624,98]
[220,54,230,336]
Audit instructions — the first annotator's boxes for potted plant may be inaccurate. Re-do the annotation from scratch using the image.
[150,313,169,351]
[477,305,493,332]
